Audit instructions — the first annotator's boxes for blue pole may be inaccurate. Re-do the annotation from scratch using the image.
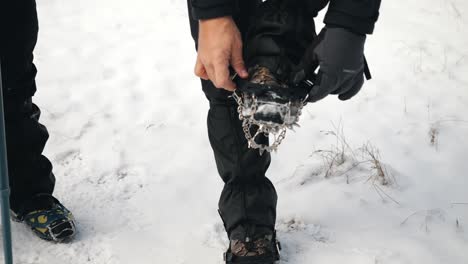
[0,60,14,264]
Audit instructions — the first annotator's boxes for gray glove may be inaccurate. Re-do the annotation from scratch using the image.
[293,27,369,102]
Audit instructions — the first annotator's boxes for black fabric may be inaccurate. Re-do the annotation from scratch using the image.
[190,0,381,35]
[187,0,261,49]
[188,2,278,235]
[0,0,56,213]
[324,0,382,35]
[207,95,277,234]
[0,0,39,100]
[303,0,329,17]
[199,82,278,234]
[190,0,261,20]
[190,0,239,20]
[244,0,316,83]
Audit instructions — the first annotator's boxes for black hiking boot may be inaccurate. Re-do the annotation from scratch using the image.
[248,65,286,88]
[224,225,281,264]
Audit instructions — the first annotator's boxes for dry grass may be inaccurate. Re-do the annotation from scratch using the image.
[313,123,399,204]
[429,125,439,149]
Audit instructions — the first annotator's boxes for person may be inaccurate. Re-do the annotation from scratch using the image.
[0,0,76,242]
[187,0,381,262]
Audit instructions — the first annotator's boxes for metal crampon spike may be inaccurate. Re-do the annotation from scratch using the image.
[259,148,266,156]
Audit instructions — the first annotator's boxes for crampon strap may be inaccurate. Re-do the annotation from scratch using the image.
[234,77,313,103]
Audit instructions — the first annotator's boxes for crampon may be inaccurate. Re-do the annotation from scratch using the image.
[232,66,313,154]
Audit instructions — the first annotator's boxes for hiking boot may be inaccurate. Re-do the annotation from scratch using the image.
[248,65,284,88]
[225,225,280,264]
[12,194,76,242]
[231,236,275,257]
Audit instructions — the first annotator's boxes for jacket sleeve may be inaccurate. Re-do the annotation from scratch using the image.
[190,0,238,20]
[324,0,382,35]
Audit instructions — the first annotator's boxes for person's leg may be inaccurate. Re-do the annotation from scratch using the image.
[187,0,278,240]
[0,0,55,213]
[203,80,277,239]
[0,0,75,242]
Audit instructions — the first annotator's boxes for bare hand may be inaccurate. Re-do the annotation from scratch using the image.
[195,16,248,91]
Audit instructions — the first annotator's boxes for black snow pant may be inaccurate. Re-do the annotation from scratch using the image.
[188,0,316,239]
[0,0,55,213]
[187,0,278,238]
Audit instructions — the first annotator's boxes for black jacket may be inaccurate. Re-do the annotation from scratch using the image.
[190,0,381,34]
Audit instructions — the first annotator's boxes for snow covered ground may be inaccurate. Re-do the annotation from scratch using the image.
[1,0,468,263]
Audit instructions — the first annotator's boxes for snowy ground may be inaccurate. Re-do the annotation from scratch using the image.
[1,0,468,263]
